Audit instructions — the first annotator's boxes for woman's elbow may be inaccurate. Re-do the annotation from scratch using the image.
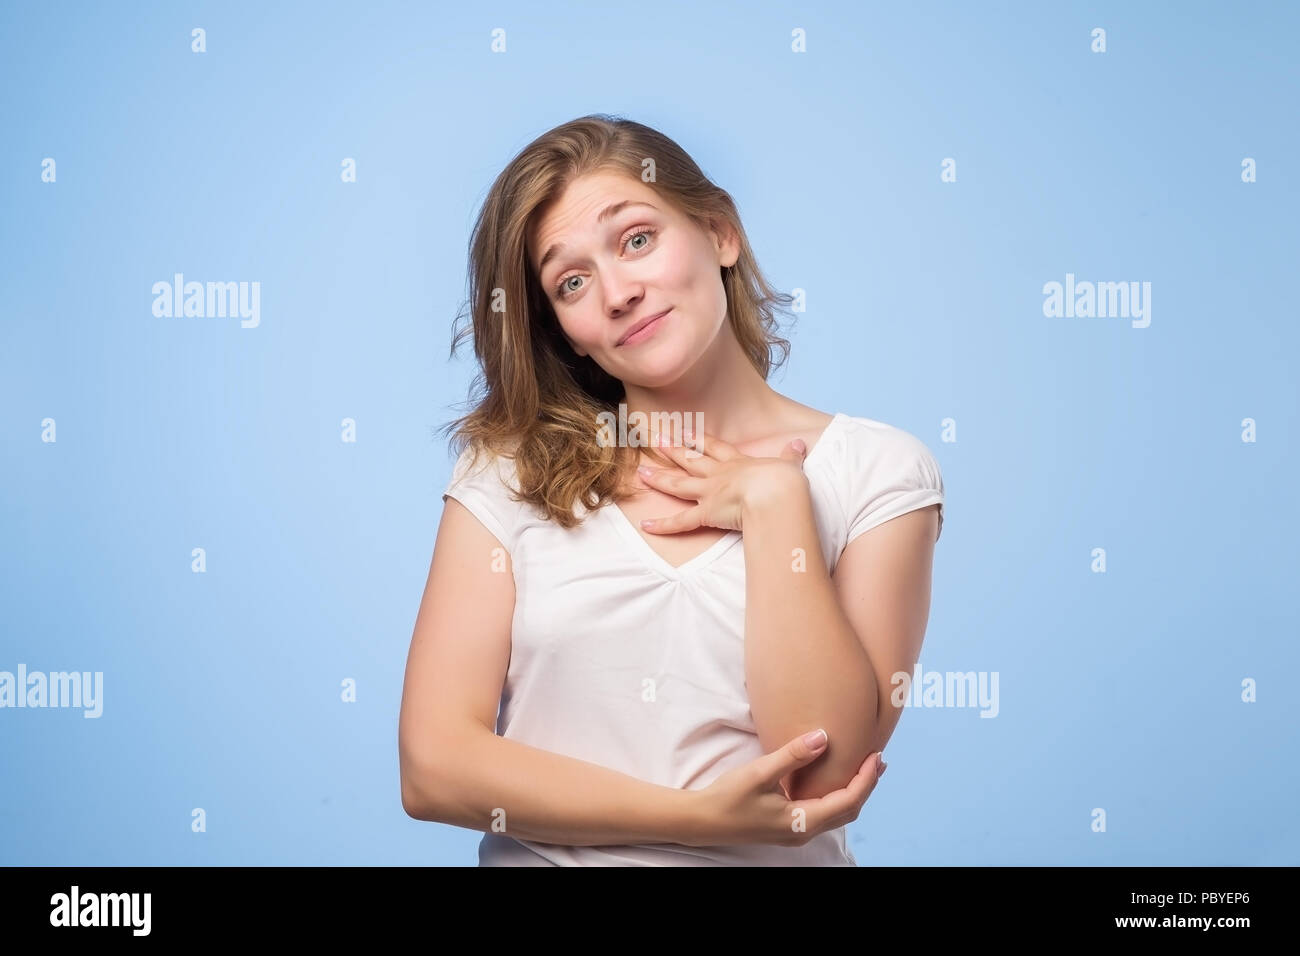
[786,728,879,801]
[400,748,453,822]
[400,766,436,820]
[786,751,870,802]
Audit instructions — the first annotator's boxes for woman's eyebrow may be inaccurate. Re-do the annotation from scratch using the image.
[537,200,659,276]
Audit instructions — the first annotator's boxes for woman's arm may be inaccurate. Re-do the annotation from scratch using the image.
[741,474,938,802]
[398,497,703,847]
[402,723,701,846]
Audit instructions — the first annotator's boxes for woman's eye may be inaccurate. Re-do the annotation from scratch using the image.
[554,227,657,301]
[624,227,656,253]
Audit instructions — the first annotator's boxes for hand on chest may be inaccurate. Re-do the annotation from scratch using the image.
[611,485,737,572]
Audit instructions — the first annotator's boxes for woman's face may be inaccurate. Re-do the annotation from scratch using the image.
[528,170,739,388]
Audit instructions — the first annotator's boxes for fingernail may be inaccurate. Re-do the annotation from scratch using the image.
[802,729,827,750]
[792,439,806,454]
[877,754,887,778]
[637,466,651,478]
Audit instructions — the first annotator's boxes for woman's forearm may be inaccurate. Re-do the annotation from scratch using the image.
[741,476,878,801]
[403,726,707,847]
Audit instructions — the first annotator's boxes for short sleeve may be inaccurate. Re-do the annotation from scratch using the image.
[842,424,945,545]
[441,446,523,553]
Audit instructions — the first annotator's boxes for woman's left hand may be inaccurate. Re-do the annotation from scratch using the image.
[636,426,809,534]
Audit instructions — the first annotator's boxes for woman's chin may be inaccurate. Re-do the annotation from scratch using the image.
[622,358,697,390]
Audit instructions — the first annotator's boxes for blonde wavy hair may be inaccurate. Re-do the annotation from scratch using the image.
[440,113,794,529]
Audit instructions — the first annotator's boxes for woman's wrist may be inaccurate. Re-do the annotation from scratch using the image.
[671,787,715,848]
[740,468,811,528]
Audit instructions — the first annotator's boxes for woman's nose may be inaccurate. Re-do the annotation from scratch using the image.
[600,269,643,315]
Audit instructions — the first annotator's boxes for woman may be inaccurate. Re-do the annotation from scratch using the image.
[398,114,945,865]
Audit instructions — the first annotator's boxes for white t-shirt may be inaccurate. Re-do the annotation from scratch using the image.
[440,412,945,866]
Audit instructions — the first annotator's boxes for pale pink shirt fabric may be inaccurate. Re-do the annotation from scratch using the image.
[440,412,945,866]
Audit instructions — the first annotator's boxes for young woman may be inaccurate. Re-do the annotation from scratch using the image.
[398,114,945,866]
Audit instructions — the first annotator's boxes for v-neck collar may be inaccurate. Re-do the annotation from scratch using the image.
[602,504,742,580]
[599,412,846,581]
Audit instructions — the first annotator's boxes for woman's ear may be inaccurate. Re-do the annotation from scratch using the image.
[709,217,741,269]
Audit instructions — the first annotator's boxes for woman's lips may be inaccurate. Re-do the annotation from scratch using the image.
[618,309,671,347]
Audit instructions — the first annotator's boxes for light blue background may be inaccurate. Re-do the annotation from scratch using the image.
[2,0,1296,865]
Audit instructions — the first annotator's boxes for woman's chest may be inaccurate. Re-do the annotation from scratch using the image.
[507,504,746,647]
[607,485,737,571]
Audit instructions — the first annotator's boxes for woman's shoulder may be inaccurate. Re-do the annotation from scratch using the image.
[444,440,526,508]
[833,413,934,450]
[827,413,945,540]
[805,410,942,487]
[442,440,530,551]
[772,405,936,472]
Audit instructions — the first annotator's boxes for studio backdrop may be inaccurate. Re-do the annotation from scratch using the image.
[1,0,1296,865]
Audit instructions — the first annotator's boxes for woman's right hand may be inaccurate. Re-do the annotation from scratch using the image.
[682,730,886,848]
